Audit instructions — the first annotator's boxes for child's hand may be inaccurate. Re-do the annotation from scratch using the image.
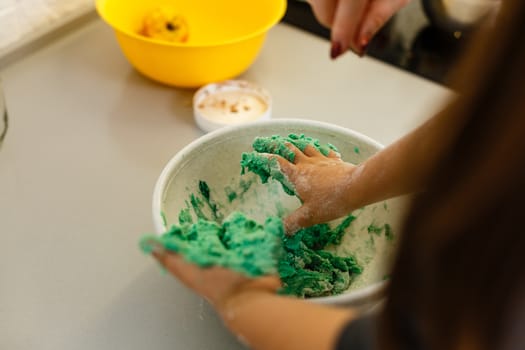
[274,144,361,234]
[153,251,281,311]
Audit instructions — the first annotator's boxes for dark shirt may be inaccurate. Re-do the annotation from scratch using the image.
[335,314,378,350]
[335,311,426,350]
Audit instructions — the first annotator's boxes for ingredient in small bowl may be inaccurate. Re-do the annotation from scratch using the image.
[197,90,268,123]
[139,8,189,43]
[193,80,272,132]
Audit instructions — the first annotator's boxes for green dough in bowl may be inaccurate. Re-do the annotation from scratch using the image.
[141,133,368,298]
[240,134,339,195]
[150,119,403,306]
[140,209,363,297]
[141,211,283,277]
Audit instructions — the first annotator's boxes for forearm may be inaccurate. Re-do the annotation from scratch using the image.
[348,104,465,209]
[219,290,357,350]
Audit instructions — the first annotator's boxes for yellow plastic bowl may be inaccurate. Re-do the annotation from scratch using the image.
[96,0,286,87]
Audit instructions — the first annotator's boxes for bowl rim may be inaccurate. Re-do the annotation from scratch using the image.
[152,118,388,304]
[95,0,287,48]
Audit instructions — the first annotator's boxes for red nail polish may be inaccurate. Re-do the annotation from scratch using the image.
[330,41,342,60]
[359,37,370,57]
[362,44,369,55]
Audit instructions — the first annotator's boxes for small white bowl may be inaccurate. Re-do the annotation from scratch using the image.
[193,80,272,133]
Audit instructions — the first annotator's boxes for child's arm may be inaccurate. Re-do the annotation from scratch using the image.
[278,104,466,232]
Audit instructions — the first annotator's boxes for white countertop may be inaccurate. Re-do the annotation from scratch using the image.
[0,17,450,350]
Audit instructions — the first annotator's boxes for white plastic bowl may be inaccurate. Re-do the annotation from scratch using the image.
[152,119,404,307]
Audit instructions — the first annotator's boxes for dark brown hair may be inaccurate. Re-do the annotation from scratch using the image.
[381,1,525,349]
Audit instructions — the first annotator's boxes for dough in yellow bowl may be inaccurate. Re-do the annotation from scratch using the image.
[139,8,189,43]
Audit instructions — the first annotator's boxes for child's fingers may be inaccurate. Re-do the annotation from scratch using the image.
[302,144,324,157]
[153,251,202,289]
[283,142,307,163]
[240,275,283,294]
[271,154,296,178]
[283,205,316,235]
[327,150,342,159]
[302,145,342,159]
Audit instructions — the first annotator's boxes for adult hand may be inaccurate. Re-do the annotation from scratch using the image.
[307,0,410,58]
[153,251,281,310]
[274,144,362,234]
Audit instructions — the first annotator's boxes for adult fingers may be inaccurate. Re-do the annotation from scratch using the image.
[331,0,369,58]
[357,0,410,48]
[306,0,338,28]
